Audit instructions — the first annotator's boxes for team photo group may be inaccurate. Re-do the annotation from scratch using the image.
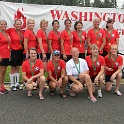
[0,17,123,102]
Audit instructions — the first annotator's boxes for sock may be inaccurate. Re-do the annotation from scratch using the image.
[15,73,20,87]
[9,74,15,87]
[98,90,101,92]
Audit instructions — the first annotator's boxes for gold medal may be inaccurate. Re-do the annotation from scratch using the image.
[97,41,99,44]
[71,45,72,48]
[8,45,10,49]
[80,44,82,47]
[108,43,111,45]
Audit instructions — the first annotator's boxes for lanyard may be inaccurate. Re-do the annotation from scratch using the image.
[91,55,98,73]
[77,31,83,47]
[53,61,59,80]
[15,29,23,48]
[0,30,10,49]
[73,59,80,74]
[29,60,36,76]
[66,30,73,47]
[94,29,100,41]
[106,30,113,42]
[108,55,117,69]
[53,30,60,43]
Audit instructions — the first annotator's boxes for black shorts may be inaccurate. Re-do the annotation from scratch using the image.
[105,75,113,82]
[10,50,23,67]
[79,53,85,59]
[60,54,72,62]
[0,58,9,66]
[102,50,108,57]
[91,76,97,83]
[37,53,50,62]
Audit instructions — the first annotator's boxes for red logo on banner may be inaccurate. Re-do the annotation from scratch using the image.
[14,8,26,29]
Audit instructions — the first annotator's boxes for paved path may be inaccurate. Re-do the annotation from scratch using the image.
[0,85,124,124]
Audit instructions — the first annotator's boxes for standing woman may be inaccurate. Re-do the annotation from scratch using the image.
[7,19,24,91]
[87,18,106,55]
[23,19,37,60]
[85,44,105,98]
[36,19,50,71]
[48,20,61,54]
[61,19,73,62]
[73,21,86,59]
[103,19,119,57]
[22,48,45,99]
[0,20,10,94]
[104,44,123,96]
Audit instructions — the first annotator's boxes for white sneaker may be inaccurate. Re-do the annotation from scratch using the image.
[97,90,102,98]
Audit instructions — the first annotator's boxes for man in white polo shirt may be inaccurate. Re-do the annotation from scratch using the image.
[66,47,97,102]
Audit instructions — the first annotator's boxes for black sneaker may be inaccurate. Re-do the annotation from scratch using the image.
[16,85,23,90]
[10,86,17,91]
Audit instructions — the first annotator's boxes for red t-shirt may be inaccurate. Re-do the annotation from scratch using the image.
[24,29,37,54]
[61,29,73,55]
[85,55,105,77]
[73,30,86,53]
[87,28,105,54]
[0,32,10,58]
[22,59,43,79]
[48,30,61,52]
[104,29,119,52]
[36,29,48,53]
[6,28,24,50]
[104,55,123,75]
[47,59,65,79]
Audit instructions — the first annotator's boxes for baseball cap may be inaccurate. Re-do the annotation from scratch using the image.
[52,50,60,55]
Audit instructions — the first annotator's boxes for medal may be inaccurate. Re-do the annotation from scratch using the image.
[8,45,10,49]
[80,44,82,47]
[108,43,111,45]
[97,41,99,44]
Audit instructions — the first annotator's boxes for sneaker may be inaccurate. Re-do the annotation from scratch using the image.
[16,85,23,90]
[115,90,122,96]
[97,90,102,98]
[10,86,17,91]
[0,86,9,94]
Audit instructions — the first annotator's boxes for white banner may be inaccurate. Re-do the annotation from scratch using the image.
[0,1,124,53]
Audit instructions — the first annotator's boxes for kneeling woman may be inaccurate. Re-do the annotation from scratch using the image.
[47,50,68,98]
[22,48,45,99]
[85,44,105,98]
[104,44,123,96]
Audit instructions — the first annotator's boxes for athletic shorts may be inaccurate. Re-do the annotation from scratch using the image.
[60,54,72,62]
[105,75,113,82]
[37,53,50,62]
[10,50,23,67]
[91,76,97,83]
[0,58,9,66]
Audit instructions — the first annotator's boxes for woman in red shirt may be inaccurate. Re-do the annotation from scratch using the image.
[61,19,73,62]
[73,20,86,59]
[47,50,68,98]
[87,18,106,55]
[0,20,10,94]
[85,44,105,98]
[36,19,50,71]
[22,48,45,99]
[48,20,61,54]
[104,44,123,96]
[103,19,119,57]
[7,19,24,91]
[24,19,37,60]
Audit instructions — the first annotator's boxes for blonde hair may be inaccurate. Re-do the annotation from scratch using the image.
[90,44,99,50]
[40,19,48,28]
[93,17,101,23]
[27,18,35,24]
[108,44,118,57]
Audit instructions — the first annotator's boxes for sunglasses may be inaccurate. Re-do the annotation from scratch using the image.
[54,54,60,56]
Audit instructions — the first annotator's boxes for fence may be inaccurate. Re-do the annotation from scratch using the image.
[1,0,124,8]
